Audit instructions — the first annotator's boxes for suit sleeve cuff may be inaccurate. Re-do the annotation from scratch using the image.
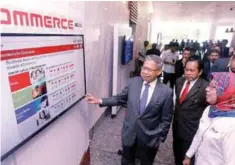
[185,150,194,159]
[99,99,103,104]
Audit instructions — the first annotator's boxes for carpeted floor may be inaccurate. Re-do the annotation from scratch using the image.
[90,109,175,165]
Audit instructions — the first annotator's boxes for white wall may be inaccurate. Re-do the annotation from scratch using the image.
[111,24,133,115]
[150,2,235,45]
[84,1,150,129]
[151,20,211,44]
[231,32,235,48]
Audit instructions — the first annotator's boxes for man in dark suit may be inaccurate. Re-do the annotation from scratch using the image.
[211,51,235,73]
[170,39,175,45]
[179,39,185,54]
[86,55,173,165]
[146,43,161,56]
[173,57,209,165]
[190,47,200,60]
[202,49,220,81]
[202,45,220,63]
[175,47,191,80]
[211,57,230,72]
[220,39,230,58]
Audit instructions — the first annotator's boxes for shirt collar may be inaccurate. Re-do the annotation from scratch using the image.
[143,78,158,88]
[185,77,199,85]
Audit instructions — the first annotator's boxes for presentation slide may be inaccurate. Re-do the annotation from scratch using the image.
[1,34,86,159]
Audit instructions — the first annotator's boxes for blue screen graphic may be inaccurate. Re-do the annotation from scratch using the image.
[122,35,133,65]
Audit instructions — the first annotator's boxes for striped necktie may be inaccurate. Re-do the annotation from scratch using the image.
[140,83,150,115]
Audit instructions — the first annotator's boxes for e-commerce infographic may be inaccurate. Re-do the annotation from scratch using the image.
[1,35,85,157]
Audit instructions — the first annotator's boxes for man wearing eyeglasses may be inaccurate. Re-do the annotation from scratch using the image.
[173,57,209,165]
[86,55,173,165]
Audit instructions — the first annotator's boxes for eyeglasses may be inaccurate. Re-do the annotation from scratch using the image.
[141,66,159,73]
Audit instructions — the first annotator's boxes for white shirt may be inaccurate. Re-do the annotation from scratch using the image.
[161,50,179,73]
[180,78,199,97]
[210,62,214,69]
[140,47,147,56]
[138,47,147,62]
[186,106,235,165]
[140,78,157,107]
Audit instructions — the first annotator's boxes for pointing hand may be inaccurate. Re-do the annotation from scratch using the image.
[85,94,100,104]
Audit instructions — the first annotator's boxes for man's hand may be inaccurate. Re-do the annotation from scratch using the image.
[183,157,191,165]
[85,94,100,104]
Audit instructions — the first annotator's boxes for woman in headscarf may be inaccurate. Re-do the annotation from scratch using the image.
[183,71,235,165]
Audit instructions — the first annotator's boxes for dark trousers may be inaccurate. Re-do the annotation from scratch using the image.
[173,138,195,165]
[163,72,176,89]
[121,138,158,165]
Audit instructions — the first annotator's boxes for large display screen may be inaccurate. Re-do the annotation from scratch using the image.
[121,35,133,65]
[0,34,86,160]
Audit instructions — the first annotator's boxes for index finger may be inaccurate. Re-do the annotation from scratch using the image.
[85,94,92,97]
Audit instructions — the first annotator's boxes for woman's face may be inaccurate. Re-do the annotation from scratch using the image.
[206,80,218,105]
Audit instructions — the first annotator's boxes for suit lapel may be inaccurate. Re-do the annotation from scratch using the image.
[177,78,185,100]
[136,78,143,115]
[140,79,162,116]
[182,78,202,104]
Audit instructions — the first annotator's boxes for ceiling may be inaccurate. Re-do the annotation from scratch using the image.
[152,1,235,24]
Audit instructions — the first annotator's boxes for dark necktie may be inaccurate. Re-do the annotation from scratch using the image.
[180,81,190,104]
[140,84,150,115]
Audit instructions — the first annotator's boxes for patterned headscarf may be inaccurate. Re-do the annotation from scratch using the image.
[209,72,235,118]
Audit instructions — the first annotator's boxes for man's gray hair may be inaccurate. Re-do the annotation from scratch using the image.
[145,55,163,69]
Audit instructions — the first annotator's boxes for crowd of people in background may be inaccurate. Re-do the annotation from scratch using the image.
[168,38,230,60]
[137,38,234,86]
[138,38,230,59]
